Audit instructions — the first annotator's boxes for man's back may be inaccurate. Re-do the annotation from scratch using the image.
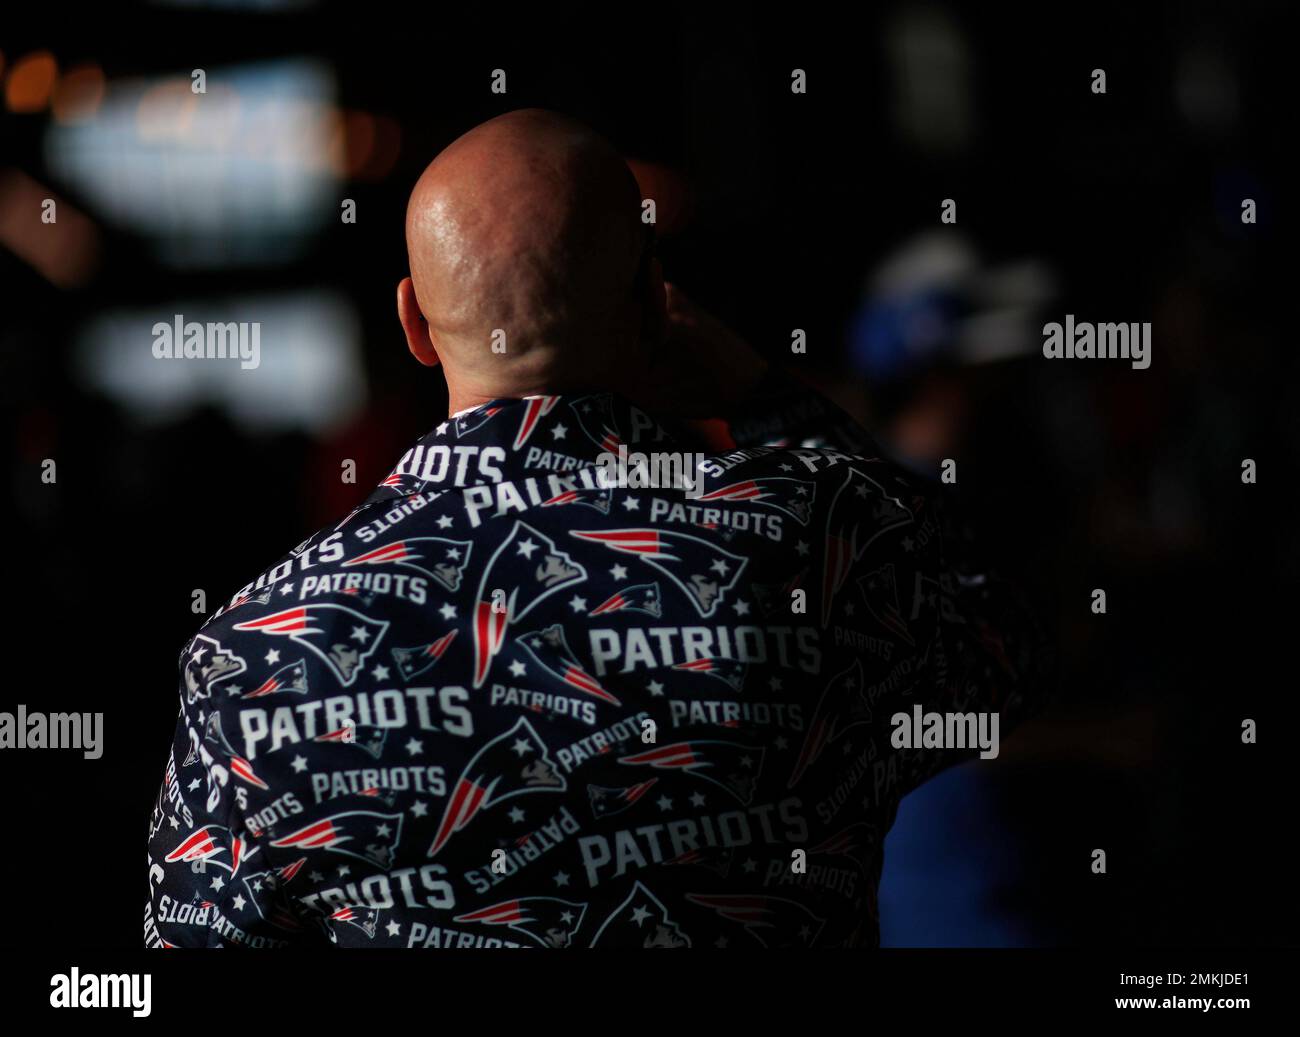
[146,381,1043,948]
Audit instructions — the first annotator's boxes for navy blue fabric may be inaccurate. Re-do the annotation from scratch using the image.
[146,379,1044,948]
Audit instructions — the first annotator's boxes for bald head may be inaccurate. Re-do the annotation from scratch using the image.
[399,109,661,408]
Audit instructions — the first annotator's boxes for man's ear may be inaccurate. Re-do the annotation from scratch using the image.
[397,277,441,367]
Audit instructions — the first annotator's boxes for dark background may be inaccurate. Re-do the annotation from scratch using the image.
[1,0,1294,947]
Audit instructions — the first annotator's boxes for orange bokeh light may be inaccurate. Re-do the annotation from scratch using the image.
[6,50,59,113]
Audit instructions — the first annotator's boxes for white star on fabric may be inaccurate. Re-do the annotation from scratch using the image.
[509,660,526,677]
[439,603,456,620]
[569,596,587,612]
[291,755,308,773]
[551,424,568,440]
[372,664,390,680]
[350,625,370,643]
[437,515,454,528]
[621,497,639,511]
[405,738,423,756]
[264,649,280,665]
[436,422,449,435]
[279,582,294,595]
[516,538,538,559]
[610,564,628,580]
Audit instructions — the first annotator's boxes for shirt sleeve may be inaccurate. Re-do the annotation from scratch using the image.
[726,367,1053,804]
[878,483,1052,802]
[145,644,310,949]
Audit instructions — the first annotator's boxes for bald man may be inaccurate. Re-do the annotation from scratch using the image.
[146,110,1047,949]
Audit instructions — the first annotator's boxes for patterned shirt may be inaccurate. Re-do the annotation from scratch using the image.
[145,373,1045,948]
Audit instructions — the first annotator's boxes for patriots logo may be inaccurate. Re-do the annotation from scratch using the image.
[808,822,876,869]
[327,905,381,940]
[164,824,256,877]
[663,846,734,878]
[589,882,690,948]
[228,588,273,611]
[751,569,808,619]
[695,477,816,525]
[358,786,398,808]
[684,893,827,948]
[242,659,308,698]
[316,724,387,760]
[455,897,587,948]
[471,521,586,688]
[454,403,504,437]
[377,471,429,497]
[820,465,914,626]
[202,711,238,757]
[513,395,560,450]
[240,863,306,931]
[788,658,871,788]
[673,656,747,692]
[589,582,662,618]
[183,634,247,705]
[586,779,657,819]
[569,394,622,453]
[569,529,746,618]
[858,563,915,645]
[229,754,270,790]
[618,740,764,805]
[232,604,388,688]
[429,717,566,858]
[391,629,457,681]
[542,483,612,514]
[270,810,404,868]
[516,625,619,705]
[343,537,472,593]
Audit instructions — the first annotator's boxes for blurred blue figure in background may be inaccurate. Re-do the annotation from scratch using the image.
[848,233,1054,946]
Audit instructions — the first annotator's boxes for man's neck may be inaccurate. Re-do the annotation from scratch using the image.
[446,389,505,418]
